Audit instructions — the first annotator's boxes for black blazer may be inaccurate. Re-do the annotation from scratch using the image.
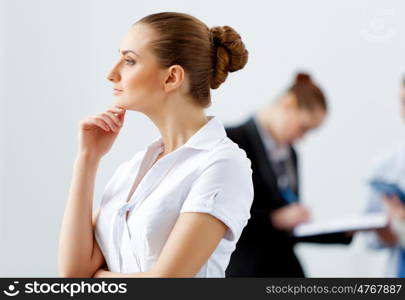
[225,116,352,277]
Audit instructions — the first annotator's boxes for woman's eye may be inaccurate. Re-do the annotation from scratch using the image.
[124,59,135,65]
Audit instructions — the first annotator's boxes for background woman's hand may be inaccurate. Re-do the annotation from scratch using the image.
[367,195,405,247]
[270,203,311,231]
[382,195,405,220]
[78,106,126,159]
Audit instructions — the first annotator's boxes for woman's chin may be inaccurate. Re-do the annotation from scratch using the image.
[113,98,125,106]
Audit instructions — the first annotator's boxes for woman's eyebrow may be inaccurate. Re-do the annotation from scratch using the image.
[118,49,139,57]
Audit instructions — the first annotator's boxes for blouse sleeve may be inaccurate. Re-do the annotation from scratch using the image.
[179,151,254,242]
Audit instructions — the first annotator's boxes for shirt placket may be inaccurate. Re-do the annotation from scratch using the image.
[112,151,182,273]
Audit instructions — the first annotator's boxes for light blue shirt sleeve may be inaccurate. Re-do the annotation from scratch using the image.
[360,145,399,250]
[361,189,390,249]
[359,143,405,277]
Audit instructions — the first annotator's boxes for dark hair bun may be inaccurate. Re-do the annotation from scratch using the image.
[210,25,248,89]
[288,71,327,111]
[295,72,312,84]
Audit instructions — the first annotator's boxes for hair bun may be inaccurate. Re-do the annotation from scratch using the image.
[210,25,248,89]
[295,72,312,84]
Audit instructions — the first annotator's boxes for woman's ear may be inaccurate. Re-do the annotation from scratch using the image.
[281,92,298,110]
[163,65,185,93]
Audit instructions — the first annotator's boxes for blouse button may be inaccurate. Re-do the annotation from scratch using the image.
[118,205,129,217]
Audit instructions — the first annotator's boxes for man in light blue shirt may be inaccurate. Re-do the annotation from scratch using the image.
[362,76,405,277]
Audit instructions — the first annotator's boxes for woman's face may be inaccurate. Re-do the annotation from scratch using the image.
[107,23,167,112]
[275,94,326,144]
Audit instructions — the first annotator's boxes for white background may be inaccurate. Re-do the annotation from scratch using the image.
[1,0,404,276]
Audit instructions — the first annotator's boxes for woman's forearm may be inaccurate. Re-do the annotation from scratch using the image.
[93,268,152,278]
[58,152,100,277]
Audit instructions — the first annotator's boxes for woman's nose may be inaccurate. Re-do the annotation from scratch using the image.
[106,65,120,82]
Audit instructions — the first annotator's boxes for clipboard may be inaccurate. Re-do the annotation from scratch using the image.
[293,212,388,237]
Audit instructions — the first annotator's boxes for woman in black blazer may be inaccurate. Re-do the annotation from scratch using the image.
[225,72,352,277]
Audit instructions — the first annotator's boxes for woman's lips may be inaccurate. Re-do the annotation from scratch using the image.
[113,89,123,95]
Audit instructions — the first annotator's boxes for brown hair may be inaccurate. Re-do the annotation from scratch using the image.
[136,12,248,108]
[287,72,327,112]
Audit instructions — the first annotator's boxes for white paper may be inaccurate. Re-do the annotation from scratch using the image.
[293,212,389,237]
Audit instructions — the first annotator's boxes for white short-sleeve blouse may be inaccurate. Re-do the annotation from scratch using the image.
[95,116,254,277]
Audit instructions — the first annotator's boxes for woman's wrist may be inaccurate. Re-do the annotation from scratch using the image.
[73,152,102,177]
[391,217,405,248]
[75,151,102,165]
[375,226,398,246]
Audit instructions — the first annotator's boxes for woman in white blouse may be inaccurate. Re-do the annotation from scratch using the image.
[57,12,253,278]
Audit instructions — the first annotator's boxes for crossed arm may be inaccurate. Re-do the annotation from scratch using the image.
[93,211,227,278]
[58,153,227,278]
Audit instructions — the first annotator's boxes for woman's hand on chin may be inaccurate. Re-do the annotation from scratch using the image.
[77,105,126,159]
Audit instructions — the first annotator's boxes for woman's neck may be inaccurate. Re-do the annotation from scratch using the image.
[146,96,208,155]
[257,105,284,147]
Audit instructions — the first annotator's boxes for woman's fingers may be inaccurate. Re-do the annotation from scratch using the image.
[104,111,122,127]
[93,116,111,132]
[99,112,119,132]
[107,107,126,123]
[98,118,112,132]
[96,114,117,132]
[81,106,126,133]
[107,106,124,114]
